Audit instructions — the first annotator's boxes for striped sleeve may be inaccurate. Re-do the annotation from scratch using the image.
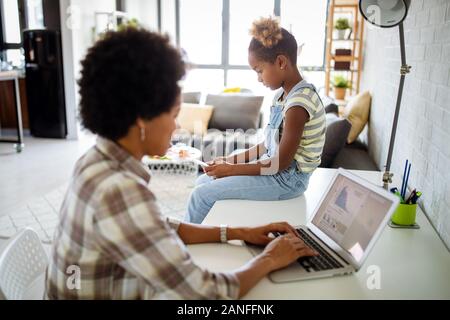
[284,88,318,118]
[283,87,326,173]
[92,179,240,300]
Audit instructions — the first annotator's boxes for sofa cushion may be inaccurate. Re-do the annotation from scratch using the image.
[171,129,263,162]
[320,113,352,168]
[344,91,371,144]
[176,103,214,135]
[206,94,264,131]
[182,92,202,104]
[331,142,378,171]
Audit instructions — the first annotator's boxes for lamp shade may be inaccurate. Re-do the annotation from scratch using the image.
[359,0,410,28]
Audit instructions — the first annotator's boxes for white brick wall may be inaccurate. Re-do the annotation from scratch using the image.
[360,0,450,249]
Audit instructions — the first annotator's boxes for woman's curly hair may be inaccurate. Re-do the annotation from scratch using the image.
[78,28,185,141]
[249,17,298,65]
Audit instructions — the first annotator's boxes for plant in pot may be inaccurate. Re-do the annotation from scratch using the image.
[332,75,351,100]
[334,18,350,40]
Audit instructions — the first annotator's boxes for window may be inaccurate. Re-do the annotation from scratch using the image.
[179,0,222,65]
[228,0,274,66]
[26,0,43,29]
[124,0,158,31]
[227,69,271,96]
[126,0,329,90]
[5,48,22,67]
[161,0,176,45]
[1,0,22,44]
[1,0,44,67]
[280,0,328,68]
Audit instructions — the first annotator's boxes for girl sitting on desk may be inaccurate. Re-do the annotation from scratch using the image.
[186,17,327,224]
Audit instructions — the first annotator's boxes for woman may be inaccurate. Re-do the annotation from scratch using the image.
[45,28,316,300]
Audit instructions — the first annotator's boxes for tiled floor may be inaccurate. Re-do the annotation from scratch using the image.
[0,132,194,246]
[0,185,66,243]
[0,132,96,216]
[0,132,95,245]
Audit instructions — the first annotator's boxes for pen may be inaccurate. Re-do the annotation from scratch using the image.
[403,163,412,200]
[401,160,409,201]
[405,189,416,204]
[412,191,422,204]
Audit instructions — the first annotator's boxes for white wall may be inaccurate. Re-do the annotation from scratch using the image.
[360,0,450,248]
[59,0,116,138]
[60,0,164,139]
[59,0,78,139]
[70,0,116,82]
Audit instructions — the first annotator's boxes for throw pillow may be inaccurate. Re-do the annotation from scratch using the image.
[320,113,352,168]
[206,94,264,131]
[182,92,202,104]
[344,91,372,144]
[176,103,214,135]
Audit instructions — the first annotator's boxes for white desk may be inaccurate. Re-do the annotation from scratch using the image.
[188,168,450,299]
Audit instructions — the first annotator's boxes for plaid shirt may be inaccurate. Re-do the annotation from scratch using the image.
[45,137,240,300]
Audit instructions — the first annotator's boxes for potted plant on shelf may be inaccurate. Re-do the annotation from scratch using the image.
[334,18,350,40]
[332,75,351,100]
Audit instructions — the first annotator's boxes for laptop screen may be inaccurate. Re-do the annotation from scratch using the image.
[312,174,394,262]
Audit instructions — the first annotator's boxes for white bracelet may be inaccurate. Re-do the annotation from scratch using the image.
[220,225,228,243]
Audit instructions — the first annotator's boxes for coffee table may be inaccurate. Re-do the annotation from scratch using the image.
[142,144,203,221]
[142,144,202,175]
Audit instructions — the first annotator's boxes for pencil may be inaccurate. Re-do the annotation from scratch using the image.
[401,160,409,201]
[403,163,412,199]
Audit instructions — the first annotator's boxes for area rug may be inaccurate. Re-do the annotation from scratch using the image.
[0,173,196,244]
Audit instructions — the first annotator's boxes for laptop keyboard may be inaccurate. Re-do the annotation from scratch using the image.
[274,229,344,273]
[296,229,344,272]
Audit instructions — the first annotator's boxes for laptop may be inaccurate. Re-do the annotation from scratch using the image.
[247,169,400,283]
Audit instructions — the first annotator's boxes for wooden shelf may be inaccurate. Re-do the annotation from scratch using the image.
[328,69,359,72]
[332,55,358,62]
[325,0,364,98]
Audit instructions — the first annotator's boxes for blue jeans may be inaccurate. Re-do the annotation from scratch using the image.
[185,161,312,224]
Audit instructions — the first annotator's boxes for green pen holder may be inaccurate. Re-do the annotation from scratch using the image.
[391,203,418,226]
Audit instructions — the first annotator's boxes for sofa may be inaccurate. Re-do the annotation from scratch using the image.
[176,92,378,171]
[321,103,378,171]
[173,92,265,162]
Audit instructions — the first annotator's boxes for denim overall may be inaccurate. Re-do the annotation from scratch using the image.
[264,80,322,160]
[185,81,319,224]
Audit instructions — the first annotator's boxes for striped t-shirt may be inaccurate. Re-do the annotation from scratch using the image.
[274,81,326,173]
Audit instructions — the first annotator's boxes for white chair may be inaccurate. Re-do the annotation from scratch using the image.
[0,228,48,300]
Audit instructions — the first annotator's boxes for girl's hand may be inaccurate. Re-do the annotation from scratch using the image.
[242,222,301,246]
[204,163,235,179]
[208,156,233,165]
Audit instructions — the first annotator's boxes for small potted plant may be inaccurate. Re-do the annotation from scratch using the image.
[334,18,350,40]
[332,75,351,100]
[117,18,140,32]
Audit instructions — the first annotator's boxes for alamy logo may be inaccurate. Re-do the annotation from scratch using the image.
[366,265,381,290]
[66,265,81,290]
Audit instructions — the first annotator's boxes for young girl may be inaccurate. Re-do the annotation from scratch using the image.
[186,17,326,224]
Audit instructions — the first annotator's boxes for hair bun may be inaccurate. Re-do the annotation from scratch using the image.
[250,17,283,48]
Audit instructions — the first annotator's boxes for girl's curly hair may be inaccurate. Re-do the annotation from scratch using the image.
[249,17,298,65]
